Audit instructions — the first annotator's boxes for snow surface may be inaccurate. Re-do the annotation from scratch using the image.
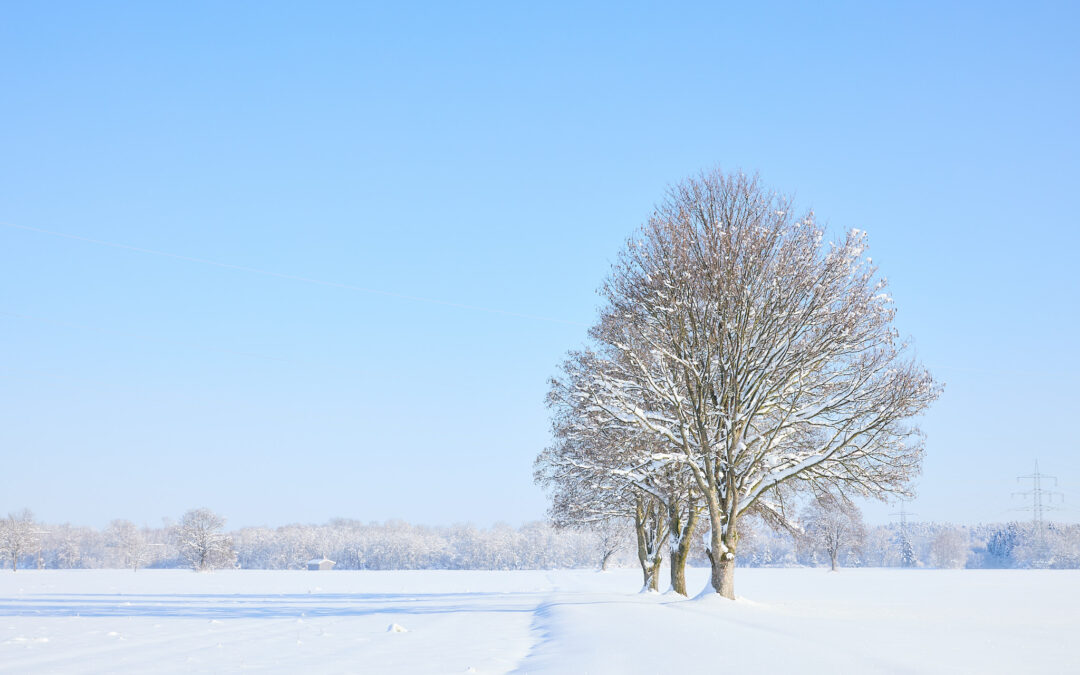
[0,568,1076,673]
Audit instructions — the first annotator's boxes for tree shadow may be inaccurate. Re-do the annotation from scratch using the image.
[0,591,544,619]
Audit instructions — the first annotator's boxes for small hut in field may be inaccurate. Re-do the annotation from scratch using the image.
[306,557,335,571]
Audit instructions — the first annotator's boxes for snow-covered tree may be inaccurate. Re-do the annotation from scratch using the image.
[56,535,81,569]
[801,494,866,571]
[898,530,917,567]
[537,440,669,589]
[176,508,235,571]
[663,476,701,594]
[629,494,666,591]
[106,519,150,571]
[736,515,797,567]
[276,524,319,570]
[929,528,968,568]
[0,509,39,571]
[1049,524,1080,568]
[6,512,1080,571]
[536,376,703,593]
[985,522,1022,567]
[589,518,631,571]
[565,170,940,597]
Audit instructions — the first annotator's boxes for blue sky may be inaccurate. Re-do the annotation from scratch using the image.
[2,1,1078,528]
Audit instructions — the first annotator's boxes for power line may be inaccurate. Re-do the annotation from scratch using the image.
[0,221,587,327]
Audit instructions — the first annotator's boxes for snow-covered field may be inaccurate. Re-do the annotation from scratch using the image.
[1,568,1075,674]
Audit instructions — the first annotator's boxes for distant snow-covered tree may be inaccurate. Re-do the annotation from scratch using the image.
[106,519,150,571]
[0,509,39,572]
[1049,524,1080,568]
[861,527,897,567]
[57,535,81,569]
[800,494,866,571]
[898,531,917,568]
[277,524,318,570]
[176,508,235,571]
[986,522,1022,567]
[590,518,632,571]
[930,528,969,568]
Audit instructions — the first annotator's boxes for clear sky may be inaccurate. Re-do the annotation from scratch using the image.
[2,2,1078,529]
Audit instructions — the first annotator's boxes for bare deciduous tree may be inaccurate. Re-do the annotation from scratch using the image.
[0,509,39,572]
[632,493,668,592]
[537,369,703,594]
[572,169,940,597]
[57,535,81,569]
[535,435,655,584]
[801,493,866,571]
[176,508,235,572]
[106,519,150,571]
[591,518,631,572]
[930,528,968,569]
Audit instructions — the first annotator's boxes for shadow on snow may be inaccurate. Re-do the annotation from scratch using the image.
[0,592,548,619]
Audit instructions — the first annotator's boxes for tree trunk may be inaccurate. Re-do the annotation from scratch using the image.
[644,554,662,592]
[712,554,735,598]
[670,544,689,595]
[668,501,698,596]
[830,550,838,571]
[600,549,613,572]
[635,522,662,591]
[634,497,665,592]
[705,505,737,599]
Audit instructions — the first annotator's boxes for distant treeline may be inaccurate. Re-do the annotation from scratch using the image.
[0,511,609,571]
[2,509,1078,571]
[737,518,1080,570]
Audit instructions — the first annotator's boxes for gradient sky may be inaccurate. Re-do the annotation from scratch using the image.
[2,1,1078,529]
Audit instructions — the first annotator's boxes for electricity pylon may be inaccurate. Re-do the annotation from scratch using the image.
[1013,460,1064,567]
